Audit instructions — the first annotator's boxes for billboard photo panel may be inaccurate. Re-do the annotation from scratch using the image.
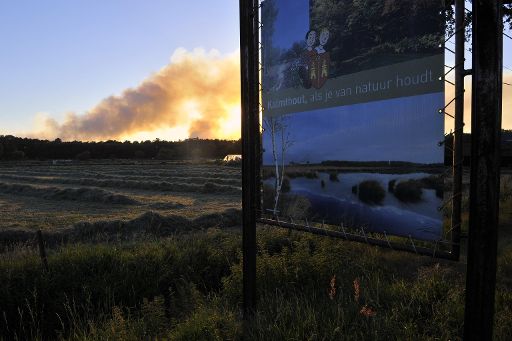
[261,0,446,242]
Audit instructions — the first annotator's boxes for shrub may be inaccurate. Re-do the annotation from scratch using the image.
[262,184,276,213]
[281,194,312,220]
[394,180,423,203]
[10,150,25,160]
[352,185,358,194]
[358,180,385,205]
[388,179,396,193]
[419,175,444,199]
[134,150,146,159]
[329,172,339,182]
[75,150,91,160]
[304,171,318,179]
[168,307,241,340]
[156,147,177,160]
[281,177,291,193]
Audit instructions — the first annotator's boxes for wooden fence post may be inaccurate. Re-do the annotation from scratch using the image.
[464,0,503,339]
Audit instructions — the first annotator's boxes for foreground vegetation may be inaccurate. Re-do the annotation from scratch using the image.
[1,220,512,340]
[1,166,512,340]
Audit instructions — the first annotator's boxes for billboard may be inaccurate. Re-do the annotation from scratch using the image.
[261,0,445,241]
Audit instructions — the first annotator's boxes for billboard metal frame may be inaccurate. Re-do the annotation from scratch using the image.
[242,1,504,333]
[248,0,465,261]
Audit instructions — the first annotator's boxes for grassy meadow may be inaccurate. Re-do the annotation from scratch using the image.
[1,161,512,340]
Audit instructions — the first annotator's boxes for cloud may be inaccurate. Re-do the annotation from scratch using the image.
[33,48,241,141]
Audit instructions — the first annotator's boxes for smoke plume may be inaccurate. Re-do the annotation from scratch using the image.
[34,48,241,141]
[445,72,512,133]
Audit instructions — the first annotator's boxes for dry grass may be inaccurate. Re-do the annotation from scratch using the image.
[0,182,140,205]
[0,208,241,248]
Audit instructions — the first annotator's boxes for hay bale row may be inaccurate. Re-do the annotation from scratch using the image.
[0,174,241,195]
[0,182,139,205]
[84,173,241,187]
[0,208,242,247]
[106,170,241,180]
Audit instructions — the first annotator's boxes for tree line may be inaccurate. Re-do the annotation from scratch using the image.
[0,135,241,161]
[444,130,512,166]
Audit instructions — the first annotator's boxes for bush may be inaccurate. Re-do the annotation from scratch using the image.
[281,177,291,193]
[304,171,318,179]
[352,185,358,194]
[358,180,385,205]
[3,227,512,340]
[10,150,25,160]
[156,147,178,160]
[329,172,339,182]
[388,179,396,193]
[134,150,146,159]
[419,175,444,199]
[75,150,91,160]
[262,184,276,214]
[0,232,238,340]
[394,180,423,203]
[281,194,312,220]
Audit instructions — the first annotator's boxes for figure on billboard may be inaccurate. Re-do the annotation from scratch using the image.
[301,28,331,90]
[313,28,330,89]
[299,30,318,89]
[306,30,317,53]
[316,28,329,54]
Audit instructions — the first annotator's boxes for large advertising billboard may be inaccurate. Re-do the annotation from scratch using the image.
[261,0,445,241]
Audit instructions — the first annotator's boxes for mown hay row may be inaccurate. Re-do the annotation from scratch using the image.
[0,170,102,178]
[0,170,241,186]
[97,169,241,179]
[0,182,140,205]
[0,167,241,181]
[0,174,241,195]
[84,173,241,186]
[0,208,241,247]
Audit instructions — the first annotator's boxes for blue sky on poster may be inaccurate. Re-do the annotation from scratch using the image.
[262,92,445,164]
[0,0,509,140]
[271,0,309,49]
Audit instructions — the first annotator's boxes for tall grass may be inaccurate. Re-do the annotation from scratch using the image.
[2,225,512,340]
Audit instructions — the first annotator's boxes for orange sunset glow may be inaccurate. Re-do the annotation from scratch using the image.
[30,48,242,142]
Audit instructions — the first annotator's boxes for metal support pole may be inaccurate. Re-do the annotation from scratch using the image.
[451,0,465,261]
[464,0,503,339]
[240,0,260,319]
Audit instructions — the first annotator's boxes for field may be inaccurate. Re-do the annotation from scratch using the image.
[0,160,241,245]
[1,161,512,340]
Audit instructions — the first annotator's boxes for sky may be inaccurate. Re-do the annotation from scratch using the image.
[0,0,510,141]
[0,0,240,141]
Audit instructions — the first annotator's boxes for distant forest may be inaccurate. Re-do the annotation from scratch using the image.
[445,130,512,167]
[2,131,512,165]
[0,136,241,161]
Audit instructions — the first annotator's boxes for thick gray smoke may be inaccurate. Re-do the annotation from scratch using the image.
[34,49,241,141]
